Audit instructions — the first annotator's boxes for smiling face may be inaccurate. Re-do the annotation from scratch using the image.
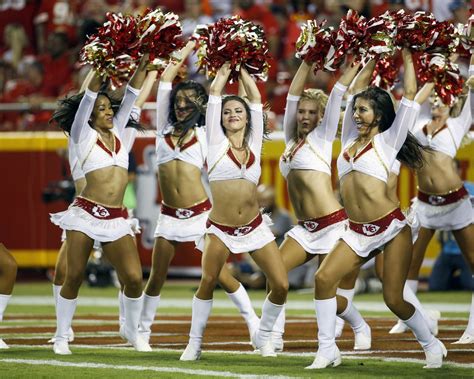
[430,103,450,124]
[222,99,249,134]
[90,95,114,131]
[296,99,320,138]
[174,88,198,123]
[353,97,379,138]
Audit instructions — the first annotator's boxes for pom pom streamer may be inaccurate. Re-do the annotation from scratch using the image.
[195,16,271,83]
[415,53,464,106]
[295,20,338,72]
[334,10,367,64]
[371,56,399,90]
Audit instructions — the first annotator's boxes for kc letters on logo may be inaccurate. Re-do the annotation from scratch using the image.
[303,221,319,232]
[362,223,380,236]
[92,205,110,218]
[428,195,446,205]
[233,226,252,237]
[175,209,194,219]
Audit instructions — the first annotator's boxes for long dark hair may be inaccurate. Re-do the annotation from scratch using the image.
[353,87,427,169]
[168,80,208,144]
[49,90,141,134]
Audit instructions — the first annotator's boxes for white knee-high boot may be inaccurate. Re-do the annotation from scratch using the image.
[50,285,74,343]
[252,296,283,357]
[453,276,474,344]
[53,295,77,355]
[0,294,11,349]
[118,291,125,329]
[52,285,61,305]
[138,294,161,343]
[226,284,259,338]
[271,304,285,352]
[403,282,439,335]
[121,293,151,352]
[403,309,446,368]
[180,296,213,361]
[390,279,421,334]
[335,288,355,337]
[306,298,341,370]
[338,301,371,350]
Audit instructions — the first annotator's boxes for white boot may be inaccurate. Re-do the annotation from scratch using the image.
[118,291,125,330]
[335,288,355,338]
[180,296,213,361]
[389,280,418,334]
[453,287,474,344]
[251,296,283,358]
[0,294,11,349]
[306,298,341,369]
[138,294,160,343]
[48,286,74,343]
[403,282,440,336]
[403,309,447,368]
[53,295,77,355]
[120,293,151,352]
[338,301,371,350]
[226,284,259,341]
[271,305,285,352]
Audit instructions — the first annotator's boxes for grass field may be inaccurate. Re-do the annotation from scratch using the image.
[0,281,472,378]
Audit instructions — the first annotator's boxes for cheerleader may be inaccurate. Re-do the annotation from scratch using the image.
[49,54,150,355]
[139,41,260,344]
[272,58,371,351]
[180,63,288,360]
[405,52,474,344]
[307,50,446,369]
[0,244,17,349]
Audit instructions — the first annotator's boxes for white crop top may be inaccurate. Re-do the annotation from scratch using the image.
[279,82,347,178]
[206,95,263,185]
[70,85,139,175]
[410,65,473,158]
[155,82,207,170]
[337,96,417,183]
[391,159,401,176]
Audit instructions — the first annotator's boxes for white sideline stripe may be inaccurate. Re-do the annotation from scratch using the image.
[5,347,473,370]
[0,358,292,378]
[9,297,471,313]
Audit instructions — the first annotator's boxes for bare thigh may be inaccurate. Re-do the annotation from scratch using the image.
[408,227,435,279]
[144,237,177,296]
[453,224,474,270]
[0,243,17,294]
[279,236,315,273]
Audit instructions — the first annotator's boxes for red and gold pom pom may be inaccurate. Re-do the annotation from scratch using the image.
[195,16,271,82]
[415,53,464,106]
[334,10,367,64]
[295,20,338,72]
[136,8,184,61]
[371,55,399,90]
[80,12,140,87]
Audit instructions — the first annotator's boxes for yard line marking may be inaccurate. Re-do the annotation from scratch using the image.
[0,358,293,378]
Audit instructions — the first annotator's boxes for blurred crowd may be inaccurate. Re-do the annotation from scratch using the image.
[0,0,472,131]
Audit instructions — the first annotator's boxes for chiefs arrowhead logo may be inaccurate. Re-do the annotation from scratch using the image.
[362,223,380,236]
[303,221,319,232]
[92,205,110,218]
[428,195,446,205]
[175,209,194,219]
[233,226,252,237]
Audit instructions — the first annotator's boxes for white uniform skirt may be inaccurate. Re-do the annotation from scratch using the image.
[287,220,348,255]
[196,214,275,254]
[411,197,473,231]
[154,211,210,242]
[342,210,407,258]
[51,197,134,242]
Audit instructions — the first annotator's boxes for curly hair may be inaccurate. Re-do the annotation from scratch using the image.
[353,87,428,169]
[49,91,141,134]
[168,80,208,144]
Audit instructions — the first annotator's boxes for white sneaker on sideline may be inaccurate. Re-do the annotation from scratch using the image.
[180,344,201,361]
[305,347,342,369]
[271,331,284,352]
[423,339,447,369]
[0,338,9,349]
[389,319,408,334]
[354,324,371,350]
[53,340,71,355]
[452,330,474,345]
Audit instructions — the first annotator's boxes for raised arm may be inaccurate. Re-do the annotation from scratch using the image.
[315,60,361,143]
[160,40,196,83]
[414,82,435,105]
[240,68,264,152]
[207,63,232,145]
[348,59,375,95]
[114,53,150,134]
[70,71,102,143]
[401,49,416,101]
[135,69,158,108]
[79,68,95,93]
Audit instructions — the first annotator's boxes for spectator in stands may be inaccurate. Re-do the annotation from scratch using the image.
[1,23,31,72]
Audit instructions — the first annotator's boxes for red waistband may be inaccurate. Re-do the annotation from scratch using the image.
[417,186,468,206]
[298,208,347,232]
[161,199,212,219]
[73,197,128,220]
[349,208,405,237]
[206,213,263,237]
